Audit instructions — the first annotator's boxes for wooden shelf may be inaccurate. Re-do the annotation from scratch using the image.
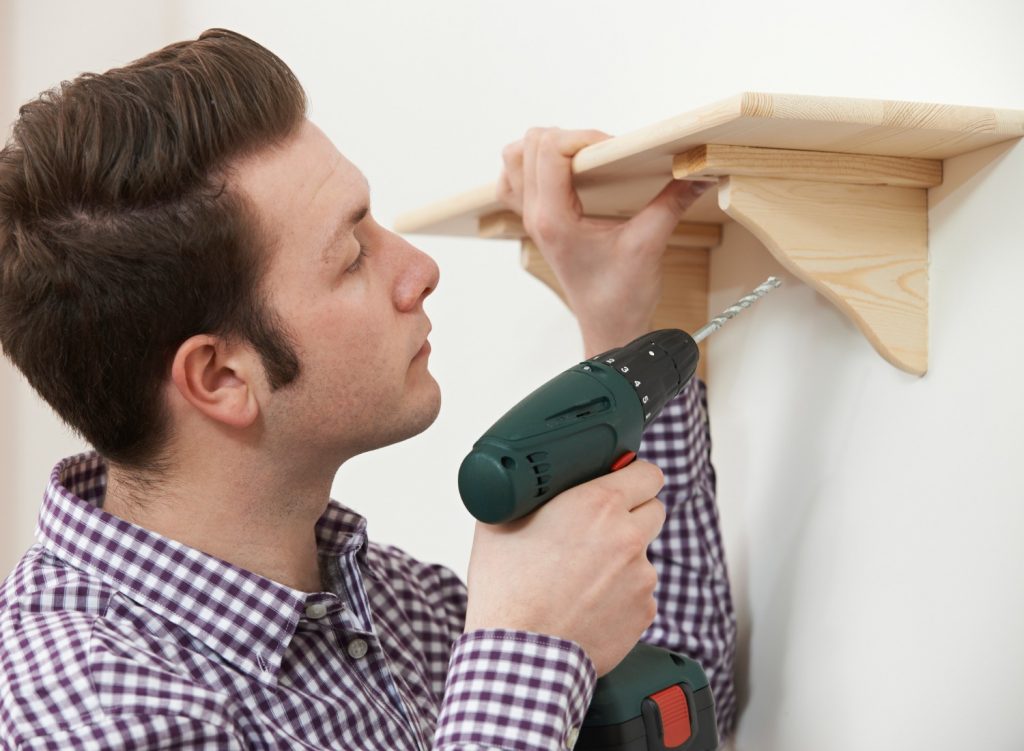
[394,92,1024,375]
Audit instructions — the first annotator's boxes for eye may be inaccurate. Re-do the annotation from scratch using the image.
[346,245,370,273]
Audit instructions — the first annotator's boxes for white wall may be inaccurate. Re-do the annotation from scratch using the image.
[3,1,1022,749]
[0,1,180,573]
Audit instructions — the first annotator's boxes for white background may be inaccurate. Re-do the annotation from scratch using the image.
[2,1,1022,749]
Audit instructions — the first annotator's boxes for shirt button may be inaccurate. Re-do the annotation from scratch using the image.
[347,638,369,659]
[305,602,327,619]
[566,725,580,749]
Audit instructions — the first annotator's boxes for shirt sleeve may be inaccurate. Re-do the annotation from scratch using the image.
[16,714,246,750]
[432,629,596,751]
[366,548,597,750]
[636,377,738,740]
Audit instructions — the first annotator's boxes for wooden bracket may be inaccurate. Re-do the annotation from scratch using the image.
[396,93,1024,379]
[675,145,935,375]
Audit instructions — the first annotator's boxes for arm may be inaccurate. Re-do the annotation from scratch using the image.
[498,128,737,739]
[429,456,666,748]
[17,715,246,750]
[369,546,597,750]
[637,377,737,739]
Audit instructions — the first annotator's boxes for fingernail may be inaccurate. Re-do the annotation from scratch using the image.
[691,180,714,195]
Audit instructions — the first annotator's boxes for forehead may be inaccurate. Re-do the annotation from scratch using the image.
[229,119,368,252]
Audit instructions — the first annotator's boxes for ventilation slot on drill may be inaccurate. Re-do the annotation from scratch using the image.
[544,397,610,428]
[528,452,552,498]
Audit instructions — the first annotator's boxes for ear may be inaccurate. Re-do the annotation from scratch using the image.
[170,334,262,429]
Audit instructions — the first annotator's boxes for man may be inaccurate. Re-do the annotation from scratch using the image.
[0,29,736,749]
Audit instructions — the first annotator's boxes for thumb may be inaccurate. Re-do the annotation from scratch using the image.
[623,179,713,250]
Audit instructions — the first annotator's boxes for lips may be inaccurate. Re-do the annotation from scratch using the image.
[413,324,432,359]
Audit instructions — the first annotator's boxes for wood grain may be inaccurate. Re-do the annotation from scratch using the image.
[719,175,929,375]
[395,92,1022,376]
[395,92,1023,236]
[673,144,942,188]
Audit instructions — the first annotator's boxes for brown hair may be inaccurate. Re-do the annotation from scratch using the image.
[0,29,306,469]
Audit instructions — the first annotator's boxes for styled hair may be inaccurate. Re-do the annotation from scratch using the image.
[0,29,307,469]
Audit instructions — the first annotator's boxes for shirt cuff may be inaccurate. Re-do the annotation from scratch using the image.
[433,629,596,751]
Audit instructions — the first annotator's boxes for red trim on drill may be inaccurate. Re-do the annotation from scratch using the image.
[610,451,637,471]
[649,685,691,748]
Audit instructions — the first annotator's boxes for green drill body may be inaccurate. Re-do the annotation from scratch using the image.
[458,329,718,751]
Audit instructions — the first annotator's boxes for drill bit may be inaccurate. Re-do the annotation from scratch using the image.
[691,276,782,343]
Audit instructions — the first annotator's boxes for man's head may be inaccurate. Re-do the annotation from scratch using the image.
[0,29,440,476]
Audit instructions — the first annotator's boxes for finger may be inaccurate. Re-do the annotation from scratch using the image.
[499,139,525,211]
[522,128,543,225]
[587,459,665,512]
[496,170,515,211]
[533,129,612,219]
[629,496,666,545]
[622,179,713,252]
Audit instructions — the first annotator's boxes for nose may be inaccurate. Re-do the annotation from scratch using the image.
[392,232,440,313]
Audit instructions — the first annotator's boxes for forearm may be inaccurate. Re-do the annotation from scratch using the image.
[637,377,738,739]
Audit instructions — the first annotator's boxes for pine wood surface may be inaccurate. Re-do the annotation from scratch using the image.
[673,144,943,188]
[394,92,1024,236]
[719,175,929,374]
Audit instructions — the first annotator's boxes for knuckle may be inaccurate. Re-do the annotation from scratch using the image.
[530,214,560,243]
[620,527,646,556]
[501,141,522,161]
[652,497,667,525]
[496,175,515,202]
[639,460,665,489]
[644,597,658,623]
[591,487,618,515]
[642,564,658,593]
[538,128,561,147]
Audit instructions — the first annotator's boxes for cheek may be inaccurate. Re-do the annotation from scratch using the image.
[302,300,401,392]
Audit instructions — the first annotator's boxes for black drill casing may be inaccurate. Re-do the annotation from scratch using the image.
[575,643,719,751]
[575,685,717,751]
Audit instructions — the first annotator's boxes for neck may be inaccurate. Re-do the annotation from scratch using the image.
[103,451,336,593]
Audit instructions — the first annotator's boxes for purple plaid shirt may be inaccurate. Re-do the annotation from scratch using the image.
[0,379,735,749]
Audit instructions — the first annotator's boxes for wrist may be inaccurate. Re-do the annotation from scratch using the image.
[581,323,653,359]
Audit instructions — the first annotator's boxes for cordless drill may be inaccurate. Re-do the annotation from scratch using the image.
[458,277,781,751]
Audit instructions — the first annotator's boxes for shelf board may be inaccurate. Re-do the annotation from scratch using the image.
[394,92,1024,375]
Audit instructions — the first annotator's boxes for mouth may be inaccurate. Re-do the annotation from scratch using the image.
[413,325,432,360]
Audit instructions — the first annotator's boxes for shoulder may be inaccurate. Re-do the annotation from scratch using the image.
[1,544,113,670]
[366,540,465,597]
[1,548,234,746]
[1,546,115,743]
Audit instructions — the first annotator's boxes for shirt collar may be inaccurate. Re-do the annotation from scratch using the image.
[35,451,370,684]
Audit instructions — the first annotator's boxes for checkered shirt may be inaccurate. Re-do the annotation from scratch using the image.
[0,378,735,749]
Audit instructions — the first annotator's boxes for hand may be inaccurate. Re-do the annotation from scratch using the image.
[498,128,712,357]
[463,460,666,676]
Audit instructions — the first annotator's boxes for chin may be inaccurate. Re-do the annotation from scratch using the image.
[377,378,442,450]
[408,377,442,436]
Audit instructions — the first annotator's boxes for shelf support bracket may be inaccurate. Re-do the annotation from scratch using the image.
[675,145,934,376]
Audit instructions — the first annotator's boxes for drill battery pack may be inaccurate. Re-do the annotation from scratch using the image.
[576,643,719,751]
